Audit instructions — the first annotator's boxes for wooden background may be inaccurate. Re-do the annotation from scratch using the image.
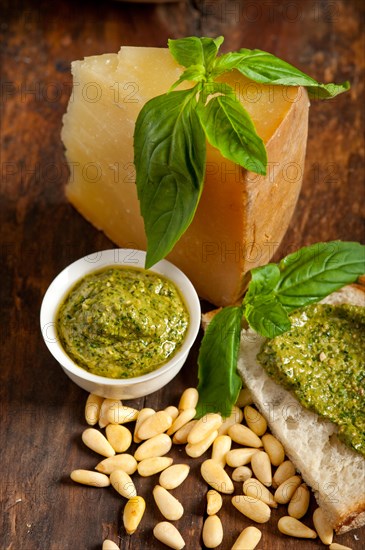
[1,0,364,548]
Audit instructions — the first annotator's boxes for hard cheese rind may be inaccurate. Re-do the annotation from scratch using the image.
[61,47,309,306]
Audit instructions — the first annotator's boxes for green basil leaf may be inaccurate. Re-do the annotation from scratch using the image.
[168,37,205,68]
[214,48,350,99]
[168,64,206,92]
[305,83,351,100]
[276,241,365,310]
[168,36,224,72]
[196,306,243,418]
[213,51,249,75]
[244,297,291,338]
[200,36,224,72]
[134,88,206,268]
[197,84,267,175]
[244,263,281,303]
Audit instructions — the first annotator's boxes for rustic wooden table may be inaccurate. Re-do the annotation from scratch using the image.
[1,0,364,549]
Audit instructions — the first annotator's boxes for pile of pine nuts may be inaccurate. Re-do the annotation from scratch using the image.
[70,387,352,550]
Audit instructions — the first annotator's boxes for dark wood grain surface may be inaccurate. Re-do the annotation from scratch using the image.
[1,1,364,549]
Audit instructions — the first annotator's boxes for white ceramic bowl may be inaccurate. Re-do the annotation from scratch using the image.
[40,249,201,399]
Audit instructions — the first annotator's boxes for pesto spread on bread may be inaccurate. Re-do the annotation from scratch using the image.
[258,303,365,456]
[57,267,189,379]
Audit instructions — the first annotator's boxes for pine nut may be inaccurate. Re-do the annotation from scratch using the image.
[106,424,132,453]
[167,408,196,436]
[81,428,115,457]
[206,489,223,515]
[244,406,267,436]
[106,404,139,425]
[102,540,119,550]
[226,448,259,468]
[251,451,272,487]
[178,387,199,410]
[153,521,185,549]
[159,464,190,490]
[134,433,172,461]
[217,406,243,435]
[202,514,223,548]
[85,393,103,425]
[137,410,172,439]
[274,475,302,504]
[313,507,334,545]
[123,495,146,535]
[137,456,173,477]
[232,495,271,523]
[187,413,222,445]
[243,478,277,508]
[164,406,179,422]
[278,516,317,538]
[110,469,137,499]
[95,453,137,475]
[235,387,254,408]
[200,459,234,494]
[153,485,184,520]
[228,424,262,448]
[329,544,353,550]
[172,420,197,444]
[231,526,262,550]
[272,460,296,488]
[211,434,232,467]
[70,469,110,487]
[261,433,285,466]
[99,398,120,428]
[185,430,218,458]
[232,466,252,482]
[288,483,310,518]
[134,408,155,443]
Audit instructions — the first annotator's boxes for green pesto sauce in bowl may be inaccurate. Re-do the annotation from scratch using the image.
[57,267,189,379]
[257,304,365,456]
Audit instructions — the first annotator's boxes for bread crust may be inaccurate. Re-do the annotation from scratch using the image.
[338,505,365,533]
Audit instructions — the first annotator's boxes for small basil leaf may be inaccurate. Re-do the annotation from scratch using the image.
[168,36,224,72]
[168,37,205,68]
[245,297,291,338]
[214,48,350,98]
[196,306,243,418]
[168,64,206,92]
[243,263,281,304]
[197,85,267,175]
[200,36,224,73]
[276,241,365,310]
[134,89,206,268]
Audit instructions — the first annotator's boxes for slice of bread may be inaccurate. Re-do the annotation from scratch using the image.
[237,284,365,533]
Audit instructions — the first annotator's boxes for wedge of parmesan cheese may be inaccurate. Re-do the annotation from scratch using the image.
[61,47,309,306]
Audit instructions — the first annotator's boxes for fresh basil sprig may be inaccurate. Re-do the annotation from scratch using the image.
[134,36,350,268]
[244,241,365,336]
[196,241,365,417]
